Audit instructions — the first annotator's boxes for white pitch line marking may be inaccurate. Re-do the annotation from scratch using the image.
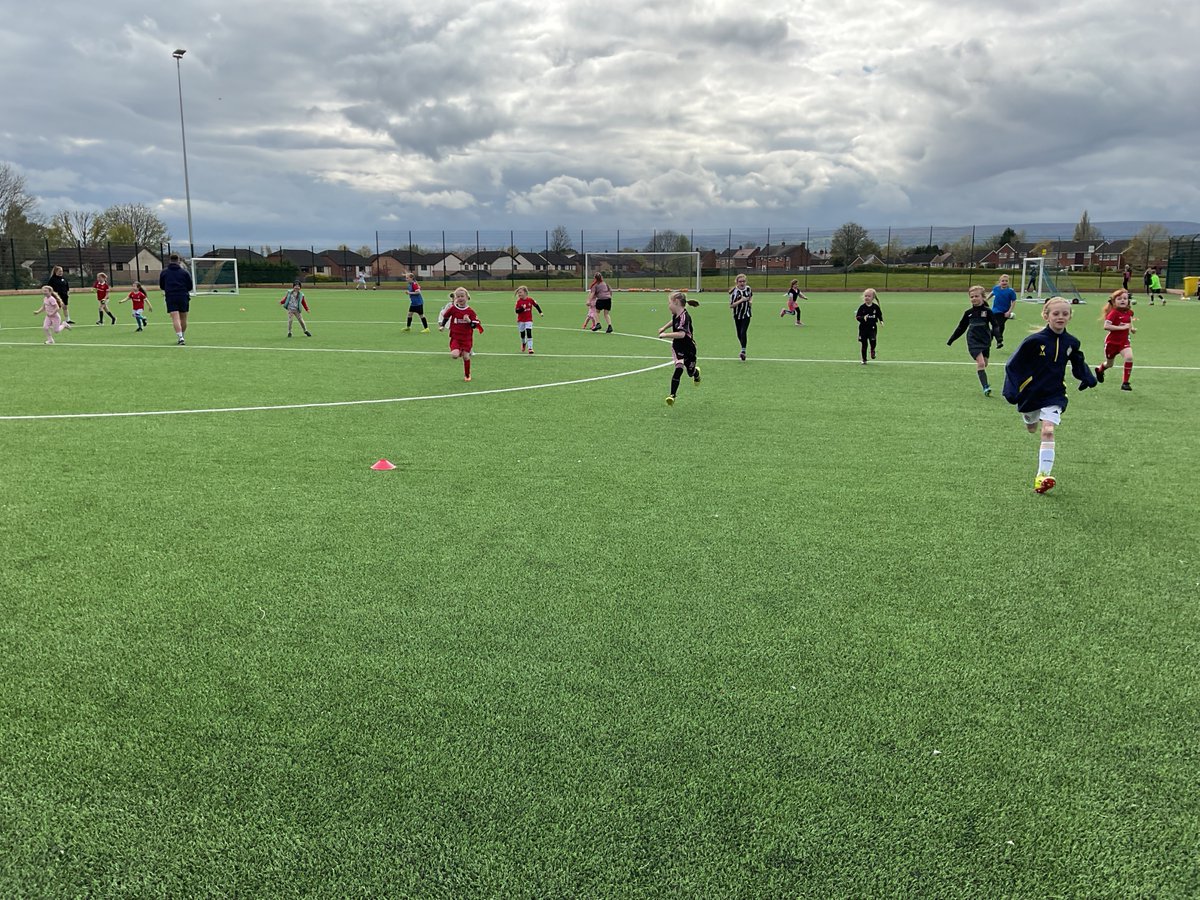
[0,362,674,421]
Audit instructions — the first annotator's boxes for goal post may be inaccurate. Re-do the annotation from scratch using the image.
[583,251,701,292]
[190,257,240,295]
[1019,257,1045,300]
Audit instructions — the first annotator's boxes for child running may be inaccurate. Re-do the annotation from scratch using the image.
[729,273,753,360]
[1148,269,1165,306]
[438,287,484,381]
[280,281,312,337]
[404,274,429,331]
[1094,288,1136,391]
[1002,296,1097,494]
[35,285,71,344]
[119,281,152,331]
[658,291,702,406]
[989,274,1017,348]
[779,279,806,325]
[855,288,883,364]
[94,272,116,325]
[514,285,543,354]
[946,285,996,395]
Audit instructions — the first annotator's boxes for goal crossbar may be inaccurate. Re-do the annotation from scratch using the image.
[190,257,240,295]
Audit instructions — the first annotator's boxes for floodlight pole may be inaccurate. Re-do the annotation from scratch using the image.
[173,49,196,259]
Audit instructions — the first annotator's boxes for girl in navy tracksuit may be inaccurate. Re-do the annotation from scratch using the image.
[1002,297,1097,494]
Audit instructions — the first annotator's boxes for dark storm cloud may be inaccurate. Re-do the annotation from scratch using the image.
[0,0,1197,245]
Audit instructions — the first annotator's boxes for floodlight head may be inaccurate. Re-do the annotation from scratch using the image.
[173,49,186,59]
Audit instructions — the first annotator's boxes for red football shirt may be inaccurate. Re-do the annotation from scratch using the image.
[94,280,109,300]
[127,290,147,309]
[441,304,481,341]
[1105,308,1133,344]
[515,296,538,323]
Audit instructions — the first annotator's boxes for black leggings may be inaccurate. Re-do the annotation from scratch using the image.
[670,358,698,394]
[858,327,877,360]
[992,314,1008,345]
[733,315,750,349]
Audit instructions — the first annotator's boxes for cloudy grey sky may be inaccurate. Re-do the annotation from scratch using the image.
[3,0,1198,248]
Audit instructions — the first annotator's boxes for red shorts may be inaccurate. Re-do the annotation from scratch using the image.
[450,336,474,354]
[1104,339,1129,358]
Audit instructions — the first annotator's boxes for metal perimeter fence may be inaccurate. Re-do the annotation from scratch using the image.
[0,225,1189,293]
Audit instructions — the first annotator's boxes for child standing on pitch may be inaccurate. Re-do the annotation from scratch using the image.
[35,285,71,344]
[439,287,484,381]
[729,273,753,360]
[658,290,702,406]
[1002,296,1097,494]
[120,281,152,331]
[1094,288,1136,391]
[855,288,883,363]
[947,285,995,395]
[404,274,429,331]
[280,281,312,337]
[514,285,543,353]
[94,272,116,325]
[779,279,806,325]
[989,274,1017,348]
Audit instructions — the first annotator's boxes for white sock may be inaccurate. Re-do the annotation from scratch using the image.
[1038,442,1055,475]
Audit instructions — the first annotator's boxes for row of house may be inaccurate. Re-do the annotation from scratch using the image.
[22,238,1162,286]
[850,240,1147,271]
[720,240,1156,272]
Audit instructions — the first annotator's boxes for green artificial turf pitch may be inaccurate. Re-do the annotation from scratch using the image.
[1,288,1198,897]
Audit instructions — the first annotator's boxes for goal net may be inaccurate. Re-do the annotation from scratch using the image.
[190,257,240,294]
[583,252,701,292]
[1020,257,1083,303]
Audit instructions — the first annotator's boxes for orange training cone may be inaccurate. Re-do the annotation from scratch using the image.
[371,459,396,471]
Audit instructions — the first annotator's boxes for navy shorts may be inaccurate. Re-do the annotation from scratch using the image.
[595,297,612,311]
[409,303,424,313]
[165,294,191,314]
[967,340,991,359]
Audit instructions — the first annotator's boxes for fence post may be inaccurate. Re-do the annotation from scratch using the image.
[475,231,481,289]
[726,228,732,291]
[9,237,17,289]
[967,226,976,291]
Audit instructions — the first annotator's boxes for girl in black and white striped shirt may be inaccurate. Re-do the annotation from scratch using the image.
[728,273,752,361]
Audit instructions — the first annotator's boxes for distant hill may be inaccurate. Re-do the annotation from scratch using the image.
[1005,221,1200,240]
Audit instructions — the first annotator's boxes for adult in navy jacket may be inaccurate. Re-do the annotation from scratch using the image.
[159,253,194,345]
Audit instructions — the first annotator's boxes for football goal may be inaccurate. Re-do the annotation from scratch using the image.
[1020,257,1083,304]
[583,252,701,292]
[190,257,240,294]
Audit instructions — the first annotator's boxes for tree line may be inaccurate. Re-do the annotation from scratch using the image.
[0,162,172,249]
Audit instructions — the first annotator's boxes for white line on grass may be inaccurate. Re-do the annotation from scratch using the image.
[0,361,674,421]
[2,339,1199,372]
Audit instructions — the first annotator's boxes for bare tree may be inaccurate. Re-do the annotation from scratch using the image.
[1124,224,1170,270]
[0,162,39,226]
[48,209,102,246]
[549,225,572,253]
[96,202,170,245]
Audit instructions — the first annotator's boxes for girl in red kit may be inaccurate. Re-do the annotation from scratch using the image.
[438,287,484,381]
[119,280,152,331]
[1094,288,1136,391]
[514,285,543,353]
[94,272,116,325]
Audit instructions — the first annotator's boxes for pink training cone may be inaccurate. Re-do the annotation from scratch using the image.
[370,459,396,471]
